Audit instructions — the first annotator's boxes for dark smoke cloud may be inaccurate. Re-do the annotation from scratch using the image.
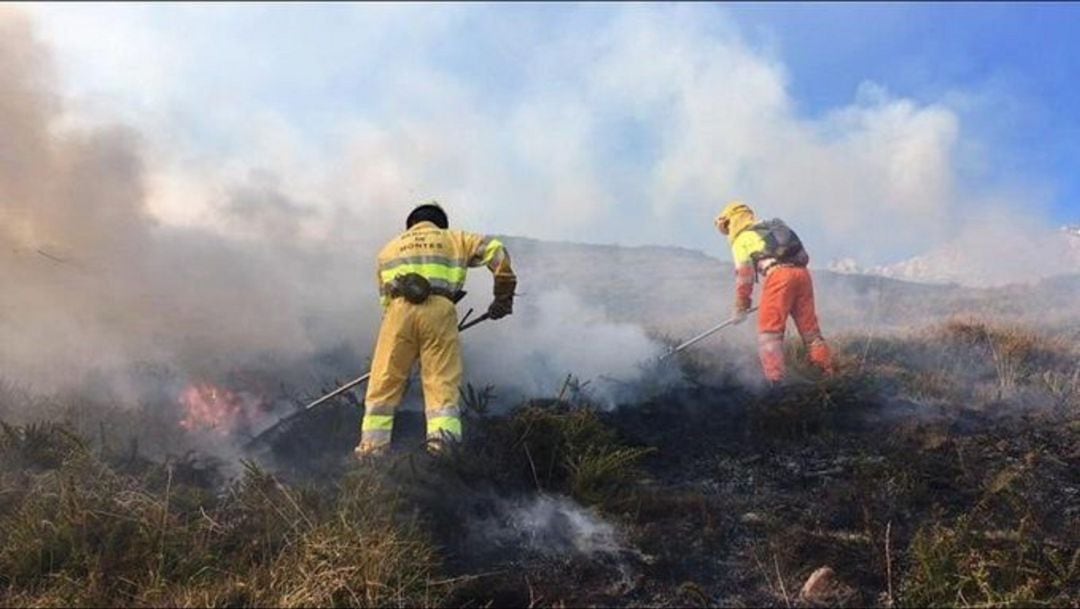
[0,10,378,395]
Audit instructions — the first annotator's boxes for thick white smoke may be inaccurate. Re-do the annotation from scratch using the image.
[2,4,1075,418]
[0,9,674,418]
[462,289,667,405]
[23,3,1070,273]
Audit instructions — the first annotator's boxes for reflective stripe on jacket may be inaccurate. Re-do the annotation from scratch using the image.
[376,221,515,308]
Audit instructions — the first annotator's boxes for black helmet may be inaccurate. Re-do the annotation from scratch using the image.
[406,201,449,229]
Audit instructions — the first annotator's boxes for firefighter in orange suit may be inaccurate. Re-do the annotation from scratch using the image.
[714,201,834,383]
[357,202,516,457]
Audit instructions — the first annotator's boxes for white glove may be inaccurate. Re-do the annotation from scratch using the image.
[731,308,749,325]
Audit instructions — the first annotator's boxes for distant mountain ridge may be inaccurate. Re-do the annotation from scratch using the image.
[828,225,1080,287]
[500,236,1080,338]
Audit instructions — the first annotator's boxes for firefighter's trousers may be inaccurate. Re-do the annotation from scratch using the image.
[360,296,463,452]
[757,266,834,382]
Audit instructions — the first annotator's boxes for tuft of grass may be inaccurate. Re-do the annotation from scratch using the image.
[0,422,444,608]
[423,396,654,512]
[746,372,881,441]
[459,382,496,419]
[506,404,654,507]
[897,437,1080,609]
[900,517,1078,608]
[1037,367,1080,417]
[1,421,88,470]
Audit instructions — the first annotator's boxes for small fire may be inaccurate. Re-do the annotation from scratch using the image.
[179,383,264,435]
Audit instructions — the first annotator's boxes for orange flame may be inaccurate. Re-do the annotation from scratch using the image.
[179,383,263,435]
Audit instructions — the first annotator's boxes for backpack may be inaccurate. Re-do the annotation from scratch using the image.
[749,219,809,266]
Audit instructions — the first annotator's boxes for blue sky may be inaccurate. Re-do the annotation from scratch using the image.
[23,2,1080,265]
[727,2,1080,222]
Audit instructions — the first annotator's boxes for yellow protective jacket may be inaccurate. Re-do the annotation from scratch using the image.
[375,221,516,308]
[359,222,516,453]
[727,211,810,311]
[726,208,763,311]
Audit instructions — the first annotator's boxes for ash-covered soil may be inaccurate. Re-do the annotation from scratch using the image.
[404,378,1077,608]
[603,383,1079,607]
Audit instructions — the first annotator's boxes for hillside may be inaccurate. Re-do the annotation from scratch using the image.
[1,237,1078,608]
[502,236,1080,337]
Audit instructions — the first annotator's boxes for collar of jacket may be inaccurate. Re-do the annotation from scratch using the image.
[408,221,439,232]
[726,211,757,245]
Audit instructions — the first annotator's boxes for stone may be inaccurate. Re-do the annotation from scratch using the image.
[799,566,835,602]
[739,512,765,525]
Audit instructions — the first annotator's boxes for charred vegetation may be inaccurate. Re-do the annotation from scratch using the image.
[0,319,1077,607]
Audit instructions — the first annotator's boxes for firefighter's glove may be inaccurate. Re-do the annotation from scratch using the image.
[488,296,513,320]
[489,274,517,320]
[732,304,751,325]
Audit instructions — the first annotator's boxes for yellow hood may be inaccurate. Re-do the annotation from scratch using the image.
[717,201,757,245]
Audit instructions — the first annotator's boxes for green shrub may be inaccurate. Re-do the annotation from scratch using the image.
[506,405,653,507]
[900,498,1078,607]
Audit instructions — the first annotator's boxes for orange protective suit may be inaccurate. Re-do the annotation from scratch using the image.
[717,202,833,382]
[757,266,833,382]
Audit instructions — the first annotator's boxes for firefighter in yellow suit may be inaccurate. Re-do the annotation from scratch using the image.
[356,202,517,457]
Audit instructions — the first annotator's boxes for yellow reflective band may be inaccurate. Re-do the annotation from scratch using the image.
[426,416,462,438]
[362,415,395,432]
[426,407,460,420]
[360,430,391,444]
[480,239,504,266]
[382,255,459,270]
[380,263,467,285]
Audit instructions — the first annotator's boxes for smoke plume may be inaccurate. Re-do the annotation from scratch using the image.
[0,10,377,396]
[470,494,626,556]
[3,6,1075,430]
[0,9,672,423]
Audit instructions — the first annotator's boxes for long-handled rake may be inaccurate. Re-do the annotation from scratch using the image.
[659,306,758,361]
[245,307,492,450]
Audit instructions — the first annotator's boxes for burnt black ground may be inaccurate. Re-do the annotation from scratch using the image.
[600,381,1079,607]
[246,375,1079,608]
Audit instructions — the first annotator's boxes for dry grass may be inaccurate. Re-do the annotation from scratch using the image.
[833,318,1078,412]
[899,447,1080,609]
[0,424,443,608]
[0,384,656,607]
